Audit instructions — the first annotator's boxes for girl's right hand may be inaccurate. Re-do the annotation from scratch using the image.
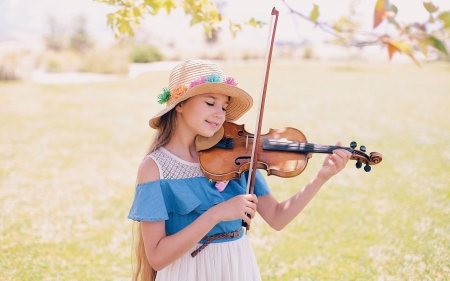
[211,194,258,226]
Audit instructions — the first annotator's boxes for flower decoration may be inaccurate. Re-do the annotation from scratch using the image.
[189,76,207,88]
[224,77,237,86]
[205,73,222,83]
[168,85,189,103]
[157,88,171,104]
[157,73,238,104]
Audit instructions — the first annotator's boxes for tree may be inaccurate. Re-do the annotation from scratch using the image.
[44,16,65,52]
[97,0,450,63]
[69,15,94,53]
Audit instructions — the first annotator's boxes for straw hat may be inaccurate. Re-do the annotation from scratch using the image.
[149,59,253,129]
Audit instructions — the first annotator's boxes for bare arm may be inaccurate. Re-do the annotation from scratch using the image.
[257,143,352,231]
[138,157,258,271]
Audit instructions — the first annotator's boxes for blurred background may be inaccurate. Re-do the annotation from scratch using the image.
[2,0,449,83]
[1,0,450,280]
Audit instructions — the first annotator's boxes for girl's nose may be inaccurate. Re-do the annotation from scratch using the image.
[214,109,226,119]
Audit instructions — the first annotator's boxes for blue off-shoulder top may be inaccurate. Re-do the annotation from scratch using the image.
[128,171,270,243]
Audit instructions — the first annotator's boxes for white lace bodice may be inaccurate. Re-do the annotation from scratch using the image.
[147,147,204,180]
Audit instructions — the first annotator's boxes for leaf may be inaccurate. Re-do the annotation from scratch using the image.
[374,0,385,28]
[437,11,450,29]
[162,0,176,14]
[94,0,117,5]
[388,41,420,66]
[144,0,161,14]
[190,14,203,26]
[418,36,449,57]
[387,42,397,60]
[387,17,400,29]
[310,4,320,23]
[427,35,449,56]
[133,7,142,18]
[118,20,134,36]
[228,21,242,38]
[107,13,115,26]
[418,38,430,56]
[389,3,398,15]
[374,0,398,28]
[246,18,265,28]
[423,2,438,13]
[389,41,413,54]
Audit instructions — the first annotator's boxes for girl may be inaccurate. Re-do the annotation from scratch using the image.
[128,59,351,281]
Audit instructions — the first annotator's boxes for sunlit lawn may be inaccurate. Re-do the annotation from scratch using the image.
[1,60,449,280]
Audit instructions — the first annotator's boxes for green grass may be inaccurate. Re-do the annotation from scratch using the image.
[1,61,449,280]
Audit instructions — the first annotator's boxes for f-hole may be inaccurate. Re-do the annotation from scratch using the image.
[235,156,251,165]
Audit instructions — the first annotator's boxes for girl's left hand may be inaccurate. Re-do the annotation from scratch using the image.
[318,141,352,181]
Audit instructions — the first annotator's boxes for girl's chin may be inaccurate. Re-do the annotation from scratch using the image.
[198,131,216,138]
[198,127,220,138]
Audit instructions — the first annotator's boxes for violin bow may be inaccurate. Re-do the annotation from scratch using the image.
[244,7,279,233]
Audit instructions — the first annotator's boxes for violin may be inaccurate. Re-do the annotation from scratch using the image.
[198,121,383,182]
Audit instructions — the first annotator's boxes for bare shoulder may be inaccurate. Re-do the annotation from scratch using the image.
[137,156,160,184]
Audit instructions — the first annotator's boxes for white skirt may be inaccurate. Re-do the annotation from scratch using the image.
[155,235,261,281]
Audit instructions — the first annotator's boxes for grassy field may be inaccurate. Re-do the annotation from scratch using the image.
[1,60,449,280]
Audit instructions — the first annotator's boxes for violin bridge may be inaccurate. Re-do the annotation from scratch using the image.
[246,136,249,151]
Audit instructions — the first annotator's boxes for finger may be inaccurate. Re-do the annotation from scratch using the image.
[245,207,256,219]
[244,194,258,204]
[242,213,251,225]
[329,153,344,170]
[246,202,257,212]
[335,152,348,169]
[333,150,348,162]
[343,149,352,159]
[328,156,339,171]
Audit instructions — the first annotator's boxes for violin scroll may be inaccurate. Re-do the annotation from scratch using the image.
[349,141,383,172]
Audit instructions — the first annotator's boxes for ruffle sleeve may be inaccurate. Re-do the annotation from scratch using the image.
[128,180,206,222]
[127,171,270,223]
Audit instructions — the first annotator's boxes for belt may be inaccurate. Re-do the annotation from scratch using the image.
[190,229,243,258]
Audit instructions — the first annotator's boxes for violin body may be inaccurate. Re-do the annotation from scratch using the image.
[198,122,383,182]
[199,122,310,181]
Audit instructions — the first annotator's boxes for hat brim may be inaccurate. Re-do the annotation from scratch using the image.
[149,83,253,129]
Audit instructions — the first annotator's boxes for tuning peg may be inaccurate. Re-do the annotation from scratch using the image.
[350,141,357,149]
[360,145,366,152]
[364,162,371,172]
[356,159,362,169]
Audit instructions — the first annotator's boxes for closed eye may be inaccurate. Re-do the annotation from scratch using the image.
[206,102,226,112]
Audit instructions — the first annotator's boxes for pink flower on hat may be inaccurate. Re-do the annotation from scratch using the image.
[189,76,207,88]
[224,77,238,86]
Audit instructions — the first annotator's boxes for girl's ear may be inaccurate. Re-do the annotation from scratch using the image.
[175,102,183,113]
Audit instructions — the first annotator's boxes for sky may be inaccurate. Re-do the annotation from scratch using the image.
[1,0,449,50]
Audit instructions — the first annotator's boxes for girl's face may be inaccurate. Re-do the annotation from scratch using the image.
[176,93,229,138]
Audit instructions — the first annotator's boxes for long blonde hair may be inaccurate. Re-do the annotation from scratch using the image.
[132,109,177,281]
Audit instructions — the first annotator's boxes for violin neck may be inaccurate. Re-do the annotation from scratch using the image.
[262,139,353,154]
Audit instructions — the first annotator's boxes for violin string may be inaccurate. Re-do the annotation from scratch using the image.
[260,138,354,153]
[233,137,367,158]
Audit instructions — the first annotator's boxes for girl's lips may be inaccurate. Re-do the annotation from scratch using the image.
[206,120,219,128]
